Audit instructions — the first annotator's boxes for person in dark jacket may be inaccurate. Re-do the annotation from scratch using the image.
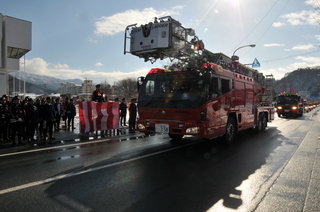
[1,95,10,142]
[0,97,10,144]
[24,98,39,142]
[42,97,55,142]
[120,98,127,126]
[91,84,105,102]
[128,98,137,133]
[54,98,62,131]
[9,96,24,145]
[67,99,76,130]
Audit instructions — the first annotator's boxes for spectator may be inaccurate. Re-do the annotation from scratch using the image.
[2,94,11,142]
[42,97,55,142]
[67,99,76,130]
[54,98,62,131]
[24,98,39,142]
[120,98,127,126]
[0,97,10,144]
[91,84,105,102]
[38,98,46,138]
[128,98,137,133]
[9,96,24,145]
[62,97,69,129]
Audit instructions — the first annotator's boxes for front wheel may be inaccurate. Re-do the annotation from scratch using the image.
[225,117,236,144]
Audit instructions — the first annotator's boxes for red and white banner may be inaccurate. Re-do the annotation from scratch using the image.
[78,102,119,134]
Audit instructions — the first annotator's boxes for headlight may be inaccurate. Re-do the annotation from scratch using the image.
[186,127,200,134]
[277,106,282,109]
[138,124,146,130]
[292,106,297,110]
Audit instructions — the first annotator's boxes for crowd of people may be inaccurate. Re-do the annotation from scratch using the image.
[0,95,76,146]
[0,84,138,147]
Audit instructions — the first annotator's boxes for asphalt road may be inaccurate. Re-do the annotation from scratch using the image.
[0,109,319,212]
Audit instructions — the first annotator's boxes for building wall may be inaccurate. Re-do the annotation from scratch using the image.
[0,14,32,95]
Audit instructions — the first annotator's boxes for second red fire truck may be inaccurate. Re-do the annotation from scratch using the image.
[276,92,304,117]
[124,16,274,143]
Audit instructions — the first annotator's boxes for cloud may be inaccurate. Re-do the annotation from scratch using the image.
[305,0,318,7]
[285,43,315,51]
[262,55,320,80]
[264,43,285,47]
[54,64,69,69]
[295,56,320,64]
[94,7,182,37]
[291,43,315,50]
[95,62,104,67]
[272,22,285,27]
[315,35,320,40]
[281,10,320,26]
[24,57,150,85]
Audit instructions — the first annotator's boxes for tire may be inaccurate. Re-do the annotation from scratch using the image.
[225,117,236,144]
[256,113,266,133]
[168,134,183,140]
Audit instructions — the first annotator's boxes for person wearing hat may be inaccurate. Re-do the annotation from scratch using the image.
[91,84,105,102]
[128,98,137,132]
[9,96,24,145]
[41,97,55,142]
[120,98,127,126]
[24,98,39,142]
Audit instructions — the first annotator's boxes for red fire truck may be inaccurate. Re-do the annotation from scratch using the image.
[124,16,274,143]
[276,92,303,117]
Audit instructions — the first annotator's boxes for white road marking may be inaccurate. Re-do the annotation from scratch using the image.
[0,140,202,195]
[0,139,111,158]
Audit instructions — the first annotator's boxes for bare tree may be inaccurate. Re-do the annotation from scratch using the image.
[114,78,138,101]
[100,79,113,101]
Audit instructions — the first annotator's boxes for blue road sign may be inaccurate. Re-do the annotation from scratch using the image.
[252,58,260,68]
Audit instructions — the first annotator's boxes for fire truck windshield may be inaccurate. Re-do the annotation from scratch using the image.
[138,72,207,109]
[277,95,299,104]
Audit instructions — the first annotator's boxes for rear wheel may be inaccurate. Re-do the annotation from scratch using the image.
[225,117,236,144]
[168,134,183,140]
[256,113,267,133]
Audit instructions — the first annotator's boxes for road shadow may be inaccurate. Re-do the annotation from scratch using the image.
[44,126,290,212]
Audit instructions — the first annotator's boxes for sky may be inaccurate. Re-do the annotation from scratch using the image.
[1,0,320,85]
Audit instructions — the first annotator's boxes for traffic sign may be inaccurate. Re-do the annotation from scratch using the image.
[252,58,260,68]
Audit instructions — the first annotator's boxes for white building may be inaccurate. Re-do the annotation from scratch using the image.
[56,82,82,96]
[0,14,32,95]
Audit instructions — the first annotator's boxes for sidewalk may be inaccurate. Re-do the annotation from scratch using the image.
[255,109,320,212]
[0,123,143,156]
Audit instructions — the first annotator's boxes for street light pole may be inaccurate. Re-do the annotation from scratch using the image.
[23,55,26,97]
[232,44,256,56]
[231,44,256,71]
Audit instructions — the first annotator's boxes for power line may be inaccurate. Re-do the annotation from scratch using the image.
[254,0,291,45]
[260,49,320,63]
[229,0,280,54]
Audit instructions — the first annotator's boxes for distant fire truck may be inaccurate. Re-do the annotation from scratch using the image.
[124,16,274,143]
[276,92,304,117]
